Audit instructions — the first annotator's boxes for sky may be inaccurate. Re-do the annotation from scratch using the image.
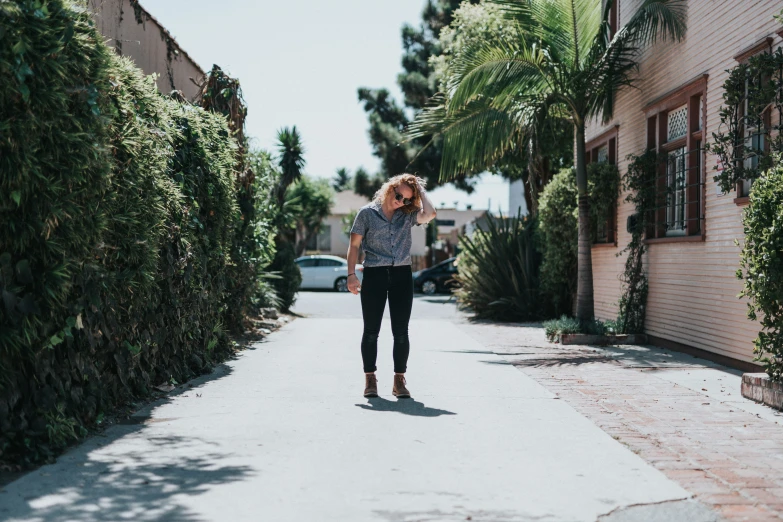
[142,0,510,211]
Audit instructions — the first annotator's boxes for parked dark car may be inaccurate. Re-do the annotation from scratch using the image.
[413,257,459,295]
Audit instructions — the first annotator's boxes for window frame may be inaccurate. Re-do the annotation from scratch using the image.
[296,258,318,268]
[604,0,618,39]
[733,37,774,206]
[585,125,619,247]
[642,74,707,244]
[318,258,343,268]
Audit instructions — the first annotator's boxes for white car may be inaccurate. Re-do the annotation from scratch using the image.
[295,255,364,292]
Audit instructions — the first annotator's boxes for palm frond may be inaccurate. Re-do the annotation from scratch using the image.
[448,38,549,111]
[584,0,686,121]
[622,0,687,47]
[275,126,305,204]
[408,95,530,180]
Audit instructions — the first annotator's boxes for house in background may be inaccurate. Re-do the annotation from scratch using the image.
[88,0,204,100]
[431,208,488,262]
[305,191,427,266]
[585,0,783,369]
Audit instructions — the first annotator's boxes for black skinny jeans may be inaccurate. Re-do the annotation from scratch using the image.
[360,265,413,374]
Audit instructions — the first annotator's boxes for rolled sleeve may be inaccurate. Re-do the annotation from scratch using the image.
[350,209,368,236]
[410,209,421,227]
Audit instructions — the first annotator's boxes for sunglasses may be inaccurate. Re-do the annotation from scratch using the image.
[393,187,413,206]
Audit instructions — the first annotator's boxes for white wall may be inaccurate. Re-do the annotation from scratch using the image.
[508,179,528,217]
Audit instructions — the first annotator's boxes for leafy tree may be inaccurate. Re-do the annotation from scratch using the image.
[342,210,359,236]
[353,166,383,199]
[538,169,578,317]
[410,0,686,320]
[739,157,783,380]
[287,176,335,256]
[332,167,352,192]
[268,126,306,310]
[423,0,574,213]
[358,0,478,193]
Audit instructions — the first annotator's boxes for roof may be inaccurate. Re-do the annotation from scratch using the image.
[331,191,371,216]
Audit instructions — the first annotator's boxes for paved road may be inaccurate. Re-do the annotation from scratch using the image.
[0,292,717,521]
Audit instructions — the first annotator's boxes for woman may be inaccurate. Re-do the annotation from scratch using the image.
[347,174,437,398]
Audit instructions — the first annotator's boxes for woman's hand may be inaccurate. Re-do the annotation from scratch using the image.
[348,274,361,295]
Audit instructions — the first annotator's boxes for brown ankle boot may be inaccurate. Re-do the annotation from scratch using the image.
[392,374,411,398]
[364,373,378,398]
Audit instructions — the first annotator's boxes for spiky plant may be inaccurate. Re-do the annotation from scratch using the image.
[455,213,540,321]
[275,126,306,206]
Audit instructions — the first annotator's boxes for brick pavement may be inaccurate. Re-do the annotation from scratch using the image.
[458,321,783,522]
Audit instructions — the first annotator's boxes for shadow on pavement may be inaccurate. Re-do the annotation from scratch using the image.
[475,341,745,374]
[355,397,456,417]
[482,355,618,368]
[1,433,254,522]
[0,364,256,522]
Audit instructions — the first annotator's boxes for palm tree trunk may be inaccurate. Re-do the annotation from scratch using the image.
[574,121,594,321]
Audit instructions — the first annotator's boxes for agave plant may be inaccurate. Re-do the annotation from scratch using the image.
[455,212,540,321]
[408,0,686,320]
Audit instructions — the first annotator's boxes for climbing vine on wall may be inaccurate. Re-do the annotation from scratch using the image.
[128,0,179,91]
[587,162,620,242]
[709,47,783,194]
[616,151,662,333]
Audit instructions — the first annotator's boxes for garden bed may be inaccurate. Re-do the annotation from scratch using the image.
[741,373,783,411]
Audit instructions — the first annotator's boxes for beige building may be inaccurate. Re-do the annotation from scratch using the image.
[433,208,488,251]
[586,0,783,367]
[306,191,428,261]
[88,0,205,100]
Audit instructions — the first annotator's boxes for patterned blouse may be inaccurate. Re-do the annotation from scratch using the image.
[350,202,420,267]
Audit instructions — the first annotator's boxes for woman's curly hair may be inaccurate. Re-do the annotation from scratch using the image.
[372,173,426,214]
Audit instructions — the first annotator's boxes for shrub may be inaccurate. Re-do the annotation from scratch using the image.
[0,0,251,465]
[455,213,540,321]
[542,315,609,342]
[224,148,278,329]
[538,169,578,316]
[739,156,783,380]
[268,240,302,312]
[199,67,278,331]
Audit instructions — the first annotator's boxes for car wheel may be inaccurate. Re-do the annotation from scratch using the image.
[421,280,437,295]
[335,277,349,292]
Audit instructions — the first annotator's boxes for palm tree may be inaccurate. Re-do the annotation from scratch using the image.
[332,167,352,192]
[407,0,686,320]
[275,126,306,207]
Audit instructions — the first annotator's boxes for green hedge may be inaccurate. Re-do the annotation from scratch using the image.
[740,156,783,380]
[538,169,578,316]
[0,0,274,465]
[538,164,619,317]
